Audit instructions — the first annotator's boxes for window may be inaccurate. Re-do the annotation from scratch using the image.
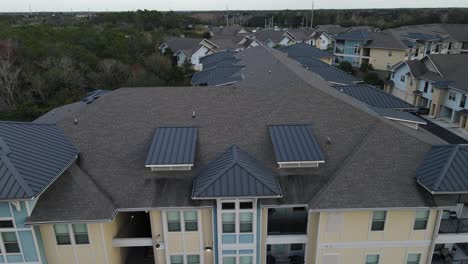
[54,224,71,245]
[410,79,413,86]
[2,232,20,253]
[170,255,184,264]
[388,51,392,57]
[239,256,253,264]
[435,45,440,53]
[290,244,304,251]
[366,254,380,264]
[223,256,236,264]
[371,211,386,231]
[222,213,236,233]
[184,211,198,231]
[448,42,453,50]
[72,224,89,244]
[386,63,391,70]
[167,212,181,232]
[391,73,395,79]
[400,75,406,83]
[239,212,253,233]
[239,202,253,209]
[460,95,467,108]
[424,82,429,93]
[414,211,430,230]
[449,92,457,102]
[0,220,14,228]
[406,253,421,264]
[222,203,235,210]
[187,255,200,264]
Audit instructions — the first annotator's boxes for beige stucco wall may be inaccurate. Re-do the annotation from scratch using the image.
[369,48,406,71]
[39,213,128,264]
[314,210,437,264]
[202,208,214,264]
[320,58,333,65]
[306,212,320,264]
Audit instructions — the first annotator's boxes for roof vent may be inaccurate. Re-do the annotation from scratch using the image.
[74,117,78,125]
[192,111,196,119]
[326,136,332,145]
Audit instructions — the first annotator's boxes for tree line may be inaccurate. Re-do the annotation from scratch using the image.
[0,10,203,121]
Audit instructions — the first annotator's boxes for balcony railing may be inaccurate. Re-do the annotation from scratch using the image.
[439,219,468,234]
[432,260,468,264]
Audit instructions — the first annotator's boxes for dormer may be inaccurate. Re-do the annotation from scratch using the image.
[269,124,325,168]
[145,127,197,171]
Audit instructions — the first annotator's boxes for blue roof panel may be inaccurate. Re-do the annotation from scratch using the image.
[269,125,325,163]
[192,145,282,198]
[0,122,79,200]
[145,127,197,166]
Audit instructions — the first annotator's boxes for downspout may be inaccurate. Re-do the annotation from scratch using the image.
[427,209,443,264]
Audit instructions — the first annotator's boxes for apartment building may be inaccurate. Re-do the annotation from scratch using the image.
[333,24,468,71]
[388,54,468,131]
[0,46,466,264]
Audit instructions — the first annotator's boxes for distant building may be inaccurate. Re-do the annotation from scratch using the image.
[159,37,218,70]
[388,54,468,130]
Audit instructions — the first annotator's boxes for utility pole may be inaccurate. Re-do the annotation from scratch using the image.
[311,0,315,29]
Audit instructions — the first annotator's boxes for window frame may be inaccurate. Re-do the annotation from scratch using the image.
[53,223,90,246]
[406,253,422,264]
[413,210,430,230]
[370,211,387,232]
[1,231,21,254]
[165,210,200,233]
[365,253,381,264]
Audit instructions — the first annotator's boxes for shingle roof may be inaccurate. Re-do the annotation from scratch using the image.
[334,84,415,109]
[269,125,325,163]
[280,43,333,59]
[162,37,205,57]
[191,66,244,86]
[428,54,468,93]
[315,25,349,36]
[200,51,237,66]
[204,57,241,69]
[255,30,289,44]
[145,127,197,166]
[305,64,361,85]
[192,146,283,199]
[28,46,444,223]
[370,107,426,125]
[416,145,468,194]
[0,122,78,200]
[335,30,372,41]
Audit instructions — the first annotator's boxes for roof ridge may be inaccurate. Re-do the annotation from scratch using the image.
[433,145,461,191]
[193,146,237,196]
[0,154,34,197]
[234,148,282,196]
[0,121,54,126]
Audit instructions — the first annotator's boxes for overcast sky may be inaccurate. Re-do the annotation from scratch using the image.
[3,0,468,12]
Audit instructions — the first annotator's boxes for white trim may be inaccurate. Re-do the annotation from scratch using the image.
[147,164,193,171]
[266,235,308,244]
[277,161,325,168]
[382,116,427,125]
[100,224,109,264]
[319,240,431,249]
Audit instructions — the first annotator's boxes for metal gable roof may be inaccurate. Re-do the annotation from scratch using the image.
[145,127,197,166]
[334,84,415,109]
[191,66,245,86]
[370,107,427,125]
[269,125,325,163]
[0,122,79,200]
[199,51,237,66]
[417,145,468,194]
[306,65,361,85]
[192,145,283,199]
[280,43,333,59]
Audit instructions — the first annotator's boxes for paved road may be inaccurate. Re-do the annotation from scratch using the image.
[418,116,468,144]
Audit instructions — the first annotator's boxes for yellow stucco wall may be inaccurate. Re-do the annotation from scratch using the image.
[369,48,406,71]
[315,210,437,264]
[306,212,320,264]
[39,214,128,264]
[320,58,333,65]
[201,208,214,264]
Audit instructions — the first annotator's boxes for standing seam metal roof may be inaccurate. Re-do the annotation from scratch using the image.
[192,66,245,86]
[416,145,468,193]
[145,127,197,166]
[269,125,325,163]
[0,122,79,200]
[333,84,415,109]
[192,146,283,199]
[279,43,333,59]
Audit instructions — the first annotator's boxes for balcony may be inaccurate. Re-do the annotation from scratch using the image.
[112,212,154,247]
[267,244,305,264]
[267,207,308,235]
[440,219,468,234]
[432,243,468,264]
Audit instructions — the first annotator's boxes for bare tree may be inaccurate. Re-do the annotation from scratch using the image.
[0,40,20,109]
